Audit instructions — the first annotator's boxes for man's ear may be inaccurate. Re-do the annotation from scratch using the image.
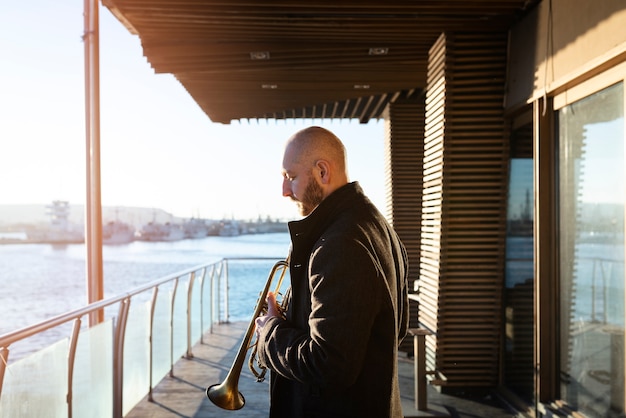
[315,159,331,184]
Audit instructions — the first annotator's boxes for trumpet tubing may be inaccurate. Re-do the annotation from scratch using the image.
[206,259,289,411]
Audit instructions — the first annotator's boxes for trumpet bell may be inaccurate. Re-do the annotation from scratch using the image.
[206,382,245,410]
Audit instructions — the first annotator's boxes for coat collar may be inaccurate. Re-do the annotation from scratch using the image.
[288,181,362,248]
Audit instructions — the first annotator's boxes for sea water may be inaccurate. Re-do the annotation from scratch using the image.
[0,232,291,360]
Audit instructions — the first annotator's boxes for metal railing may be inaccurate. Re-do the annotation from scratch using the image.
[0,257,281,418]
[587,256,624,325]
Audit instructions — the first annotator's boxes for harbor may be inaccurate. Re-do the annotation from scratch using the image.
[2,1,625,416]
[0,201,288,245]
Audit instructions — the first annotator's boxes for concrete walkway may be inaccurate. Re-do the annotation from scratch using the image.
[126,322,518,418]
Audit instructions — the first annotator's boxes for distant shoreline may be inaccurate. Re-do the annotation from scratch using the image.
[0,237,84,245]
[0,226,289,246]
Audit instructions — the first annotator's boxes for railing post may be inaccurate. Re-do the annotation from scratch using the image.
[113,298,131,418]
[224,259,230,323]
[600,260,608,324]
[186,271,196,359]
[148,286,159,402]
[209,265,215,335]
[169,277,179,378]
[199,266,209,342]
[67,318,81,418]
[215,262,222,323]
[591,259,597,322]
[0,347,9,400]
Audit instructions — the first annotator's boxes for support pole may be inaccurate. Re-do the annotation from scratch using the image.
[408,328,431,411]
[83,0,104,325]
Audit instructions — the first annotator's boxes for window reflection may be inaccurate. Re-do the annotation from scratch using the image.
[504,121,534,403]
[558,82,624,417]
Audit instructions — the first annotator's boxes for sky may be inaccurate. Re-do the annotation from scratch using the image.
[0,2,386,222]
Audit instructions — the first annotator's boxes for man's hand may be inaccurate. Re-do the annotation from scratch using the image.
[255,291,281,335]
[266,291,281,318]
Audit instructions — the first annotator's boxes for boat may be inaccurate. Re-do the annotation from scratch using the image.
[219,220,240,237]
[182,218,209,239]
[102,220,135,245]
[136,222,184,242]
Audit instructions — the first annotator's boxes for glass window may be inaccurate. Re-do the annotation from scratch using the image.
[558,82,624,417]
[504,121,535,404]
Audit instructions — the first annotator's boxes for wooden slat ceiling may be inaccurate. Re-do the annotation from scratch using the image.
[101,0,537,124]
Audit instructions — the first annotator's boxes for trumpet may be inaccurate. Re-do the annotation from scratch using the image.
[206,259,289,410]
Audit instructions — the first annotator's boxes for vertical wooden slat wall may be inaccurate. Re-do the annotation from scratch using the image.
[384,97,426,354]
[420,31,509,391]
[384,97,426,287]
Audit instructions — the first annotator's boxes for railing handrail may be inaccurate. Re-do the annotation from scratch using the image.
[0,256,287,349]
[0,259,222,349]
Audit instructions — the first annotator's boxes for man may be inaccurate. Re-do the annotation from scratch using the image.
[255,126,409,418]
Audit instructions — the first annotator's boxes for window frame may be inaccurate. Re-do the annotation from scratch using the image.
[538,62,626,414]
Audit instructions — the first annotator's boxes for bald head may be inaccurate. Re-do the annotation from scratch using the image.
[281,126,350,215]
[285,126,349,183]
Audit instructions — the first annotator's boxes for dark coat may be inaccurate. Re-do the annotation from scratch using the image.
[256,182,409,418]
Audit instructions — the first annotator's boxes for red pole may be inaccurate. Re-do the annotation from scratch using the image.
[84,0,104,325]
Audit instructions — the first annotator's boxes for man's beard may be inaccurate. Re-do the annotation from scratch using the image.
[294,176,324,216]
